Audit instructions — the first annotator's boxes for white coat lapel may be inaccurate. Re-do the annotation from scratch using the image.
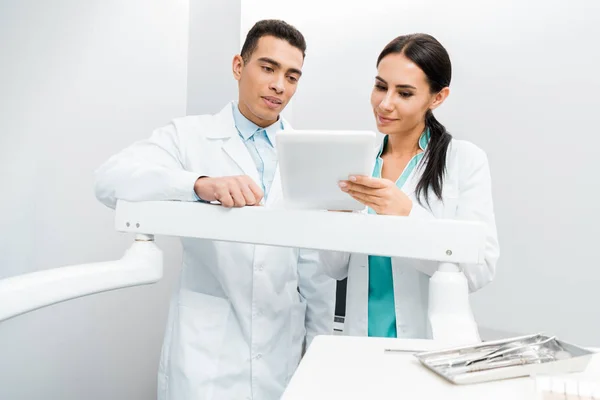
[402,167,421,197]
[211,102,261,184]
[222,135,261,183]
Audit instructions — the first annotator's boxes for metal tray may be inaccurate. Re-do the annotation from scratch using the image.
[414,333,595,385]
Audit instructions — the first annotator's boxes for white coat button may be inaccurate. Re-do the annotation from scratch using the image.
[255,264,264,271]
[255,354,262,360]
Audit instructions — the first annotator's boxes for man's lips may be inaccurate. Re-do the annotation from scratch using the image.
[262,96,282,107]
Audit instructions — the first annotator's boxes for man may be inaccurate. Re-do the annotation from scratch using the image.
[94,20,336,400]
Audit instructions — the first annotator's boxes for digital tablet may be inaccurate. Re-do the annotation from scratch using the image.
[275,129,377,211]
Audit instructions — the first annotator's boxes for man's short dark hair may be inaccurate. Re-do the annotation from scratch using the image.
[240,19,306,63]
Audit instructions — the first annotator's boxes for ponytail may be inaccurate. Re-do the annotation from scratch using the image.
[415,110,452,206]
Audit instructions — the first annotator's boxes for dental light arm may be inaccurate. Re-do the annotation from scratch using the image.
[0,234,162,322]
[0,200,486,345]
[113,200,485,262]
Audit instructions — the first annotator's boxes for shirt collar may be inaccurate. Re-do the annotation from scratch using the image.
[378,128,431,158]
[418,128,431,151]
[232,102,282,146]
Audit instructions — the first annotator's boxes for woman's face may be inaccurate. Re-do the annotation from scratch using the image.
[370,53,440,135]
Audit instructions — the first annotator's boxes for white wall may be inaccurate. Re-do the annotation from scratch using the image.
[0,1,189,399]
[187,0,241,114]
[241,0,600,345]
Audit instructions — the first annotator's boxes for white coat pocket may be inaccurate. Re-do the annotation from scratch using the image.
[170,290,231,398]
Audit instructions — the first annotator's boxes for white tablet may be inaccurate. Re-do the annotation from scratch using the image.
[275,129,377,211]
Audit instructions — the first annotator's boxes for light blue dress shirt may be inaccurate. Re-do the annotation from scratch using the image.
[231,102,282,198]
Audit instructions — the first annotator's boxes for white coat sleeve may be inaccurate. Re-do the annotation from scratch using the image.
[405,145,499,292]
[316,250,351,281]
[454,146,500,292]
[94,122,202,209]
[296,249,338,349]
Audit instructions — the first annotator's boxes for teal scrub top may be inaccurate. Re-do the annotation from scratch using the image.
[368,130,430,338]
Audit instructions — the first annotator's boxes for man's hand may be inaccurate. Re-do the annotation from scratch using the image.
[194,176,264,208]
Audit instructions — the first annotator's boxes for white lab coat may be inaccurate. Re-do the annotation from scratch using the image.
[320,139,500,338]
[94,102,336,400]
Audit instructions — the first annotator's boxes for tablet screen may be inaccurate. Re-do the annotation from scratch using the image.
[276,130,377,211]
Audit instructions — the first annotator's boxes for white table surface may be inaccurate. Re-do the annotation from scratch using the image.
[282,335,600,400]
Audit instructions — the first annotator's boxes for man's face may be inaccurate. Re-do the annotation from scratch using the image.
[233,35,304,127]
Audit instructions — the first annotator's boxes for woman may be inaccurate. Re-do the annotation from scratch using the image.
[325,34,500,339]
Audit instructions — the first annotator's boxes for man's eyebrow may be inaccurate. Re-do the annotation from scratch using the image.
[258,57,281,68]
[258,57,302,77]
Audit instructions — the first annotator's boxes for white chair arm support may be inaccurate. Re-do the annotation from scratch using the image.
[428,262,481,345]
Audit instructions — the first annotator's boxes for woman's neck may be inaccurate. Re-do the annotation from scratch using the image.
[384,123,426,158]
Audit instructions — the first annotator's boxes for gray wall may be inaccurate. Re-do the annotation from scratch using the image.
[241,0,600,346]
[187,0,241,115]
[0,1,189,399]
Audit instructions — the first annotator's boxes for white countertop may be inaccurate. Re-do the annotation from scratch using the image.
[282,335,600,400]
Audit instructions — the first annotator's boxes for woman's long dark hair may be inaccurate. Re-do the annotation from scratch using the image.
[377,34,452,206]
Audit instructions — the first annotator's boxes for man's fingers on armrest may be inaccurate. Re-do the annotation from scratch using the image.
[229,185,246,207]
[240,184,258,206]
[245,179,264,203]
[215,190,234,208]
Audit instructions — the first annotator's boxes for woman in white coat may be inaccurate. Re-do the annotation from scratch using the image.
[325,34,500,339]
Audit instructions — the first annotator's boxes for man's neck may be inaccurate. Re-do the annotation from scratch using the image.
[237,101,278,128]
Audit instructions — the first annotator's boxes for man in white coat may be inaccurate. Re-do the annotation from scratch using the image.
[94,19,336,400]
